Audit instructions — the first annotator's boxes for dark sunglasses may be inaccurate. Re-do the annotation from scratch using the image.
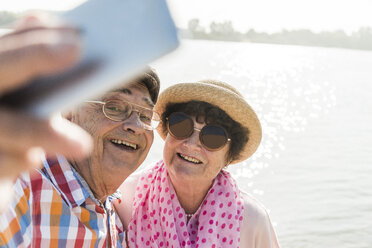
[166,112,231,151]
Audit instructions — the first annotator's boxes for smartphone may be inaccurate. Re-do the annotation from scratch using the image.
[0,0,179,117]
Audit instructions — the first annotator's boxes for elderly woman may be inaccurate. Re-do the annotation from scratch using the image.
[115,80,279,247]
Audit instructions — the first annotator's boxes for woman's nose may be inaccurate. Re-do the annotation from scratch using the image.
[183,128,201,149]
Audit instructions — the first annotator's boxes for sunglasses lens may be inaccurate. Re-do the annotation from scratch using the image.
[168,113,194,139]
[200,125,228,150]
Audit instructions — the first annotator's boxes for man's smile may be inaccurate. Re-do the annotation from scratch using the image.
[110,139,139,150]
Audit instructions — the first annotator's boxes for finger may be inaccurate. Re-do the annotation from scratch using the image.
[13,12,72,31]
[0,147,44,179]
[0,27,81,93]
[49,114,93,159]
[13,14,45,30]
[0,109,92,159]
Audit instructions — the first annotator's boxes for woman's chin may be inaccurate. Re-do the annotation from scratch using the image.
[170,163,203,180]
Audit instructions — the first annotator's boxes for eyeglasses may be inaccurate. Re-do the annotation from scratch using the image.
[86,99,160,130]
[166,112,231,151]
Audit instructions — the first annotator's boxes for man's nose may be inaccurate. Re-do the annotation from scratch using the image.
[121,110,146,133]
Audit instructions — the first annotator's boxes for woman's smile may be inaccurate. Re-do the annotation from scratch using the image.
[177,152,203,164]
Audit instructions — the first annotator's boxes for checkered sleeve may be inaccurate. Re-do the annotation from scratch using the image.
[0,174,32,247]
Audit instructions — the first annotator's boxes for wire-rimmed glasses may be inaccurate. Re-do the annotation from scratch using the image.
[86,99,160,130]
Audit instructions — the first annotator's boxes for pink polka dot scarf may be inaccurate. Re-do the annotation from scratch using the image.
[127,160,244,248]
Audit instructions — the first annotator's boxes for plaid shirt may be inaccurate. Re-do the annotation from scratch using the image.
[0,155,126,247]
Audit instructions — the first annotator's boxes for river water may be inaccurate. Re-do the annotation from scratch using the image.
[142,39,372,248]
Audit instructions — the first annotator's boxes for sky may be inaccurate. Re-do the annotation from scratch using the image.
[1,0,372,33]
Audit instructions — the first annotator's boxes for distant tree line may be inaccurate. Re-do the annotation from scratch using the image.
[2,12,371,51]
[0,11,19,27]
[181,18,372,51]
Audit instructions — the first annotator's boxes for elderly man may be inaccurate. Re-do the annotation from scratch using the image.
[0,17,160,247]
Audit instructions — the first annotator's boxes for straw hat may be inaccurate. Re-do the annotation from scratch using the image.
[154,80,262,164]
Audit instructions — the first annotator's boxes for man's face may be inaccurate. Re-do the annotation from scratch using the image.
[70,83,154,179]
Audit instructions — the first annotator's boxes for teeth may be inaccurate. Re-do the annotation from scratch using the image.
[111,139,137,149]
[179,153,202,164]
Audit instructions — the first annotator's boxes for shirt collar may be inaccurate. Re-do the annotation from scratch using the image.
[41,155,121,208]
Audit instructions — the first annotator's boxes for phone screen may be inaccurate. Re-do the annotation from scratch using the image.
[0,0,179,117]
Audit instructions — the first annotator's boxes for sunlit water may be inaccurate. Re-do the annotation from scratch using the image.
[140,39,372,248]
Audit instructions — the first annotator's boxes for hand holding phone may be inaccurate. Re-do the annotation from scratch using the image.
[0,0,178,204]
[0,16,94,212]
[0,0,179,117]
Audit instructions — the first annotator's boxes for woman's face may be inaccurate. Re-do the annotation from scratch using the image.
[163,114,230,184]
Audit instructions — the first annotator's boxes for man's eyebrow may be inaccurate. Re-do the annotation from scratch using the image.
[113,88,154,107]
[115,88,131,95]
[143,98,154,108]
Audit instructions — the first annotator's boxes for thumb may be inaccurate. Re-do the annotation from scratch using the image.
[48,114,93,159]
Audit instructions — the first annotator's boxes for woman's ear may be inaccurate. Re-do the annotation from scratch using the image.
[222,162,230,170]
[221,158,230,170]
[224,154,235,168]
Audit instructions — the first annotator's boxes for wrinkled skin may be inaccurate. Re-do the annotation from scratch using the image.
[68,83,155,202]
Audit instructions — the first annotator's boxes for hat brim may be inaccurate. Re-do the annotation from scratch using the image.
[154,81,262,164]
